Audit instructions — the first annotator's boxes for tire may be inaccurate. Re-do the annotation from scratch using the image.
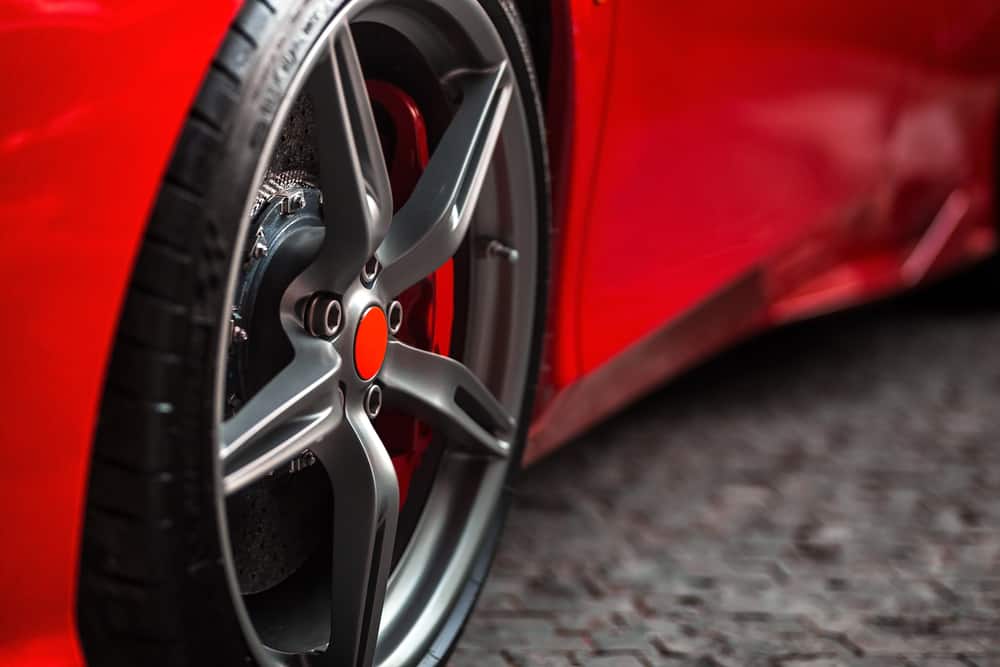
[76,0,550,664]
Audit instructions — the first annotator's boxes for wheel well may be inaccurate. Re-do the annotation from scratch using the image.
[513,0,553,107]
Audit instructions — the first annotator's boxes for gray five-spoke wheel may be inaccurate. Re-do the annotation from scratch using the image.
[216,1,541,666]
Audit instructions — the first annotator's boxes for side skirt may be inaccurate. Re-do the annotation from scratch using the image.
[526,270,766,463]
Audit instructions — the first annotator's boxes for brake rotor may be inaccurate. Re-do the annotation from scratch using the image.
[227,176,329,595]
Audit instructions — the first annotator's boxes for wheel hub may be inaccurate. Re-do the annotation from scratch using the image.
[231,185,406,426]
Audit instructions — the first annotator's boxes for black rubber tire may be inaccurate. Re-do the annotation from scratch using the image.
[76,0,550,665]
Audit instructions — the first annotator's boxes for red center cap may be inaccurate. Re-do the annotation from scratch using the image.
[355,306,388,381]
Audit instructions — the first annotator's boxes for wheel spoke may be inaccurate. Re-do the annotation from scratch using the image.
[307,23,392,293]
[313,402,398,667]
[376,62,513,297]
[221,337,342,494]
[380,341,514,458]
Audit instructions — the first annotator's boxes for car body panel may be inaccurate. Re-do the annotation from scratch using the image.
[527,0,999,460]
[0,0,998,662]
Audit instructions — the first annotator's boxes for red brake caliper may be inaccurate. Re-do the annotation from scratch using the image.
[367,80,454,506]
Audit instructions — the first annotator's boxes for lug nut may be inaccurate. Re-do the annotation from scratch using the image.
[304,293,342,338]
[361,257,380,286]
[364,384,382,419]
[387,300,403,335]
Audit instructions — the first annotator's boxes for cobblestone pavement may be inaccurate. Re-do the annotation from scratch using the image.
[452,270,1000,667]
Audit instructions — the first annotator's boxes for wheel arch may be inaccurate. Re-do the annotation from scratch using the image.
[511,0,553,108]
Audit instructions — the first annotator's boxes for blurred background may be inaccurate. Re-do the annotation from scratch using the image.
[453,260,1000,667]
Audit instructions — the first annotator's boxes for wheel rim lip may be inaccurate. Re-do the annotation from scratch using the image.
[210,1,539,665]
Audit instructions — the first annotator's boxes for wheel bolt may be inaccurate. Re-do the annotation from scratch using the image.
[387,300,403,335]
[486,239,519,264]
[364,384,382,419]
[304,293,342,338]
[361,257,380,286]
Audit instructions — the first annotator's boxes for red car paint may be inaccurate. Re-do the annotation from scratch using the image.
[527,0,999,459]
[0,0,998,663]
[0,1,242,663]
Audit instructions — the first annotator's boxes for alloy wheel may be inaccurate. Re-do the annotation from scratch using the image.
[215,1,540,665]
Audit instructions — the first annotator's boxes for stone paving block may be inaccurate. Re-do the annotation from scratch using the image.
[451,291,1000,666]
[447,650,511,667]
[504,651,577,667]
[576,655,650,667]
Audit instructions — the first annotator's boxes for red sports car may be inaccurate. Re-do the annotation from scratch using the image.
[1,0,997,665]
